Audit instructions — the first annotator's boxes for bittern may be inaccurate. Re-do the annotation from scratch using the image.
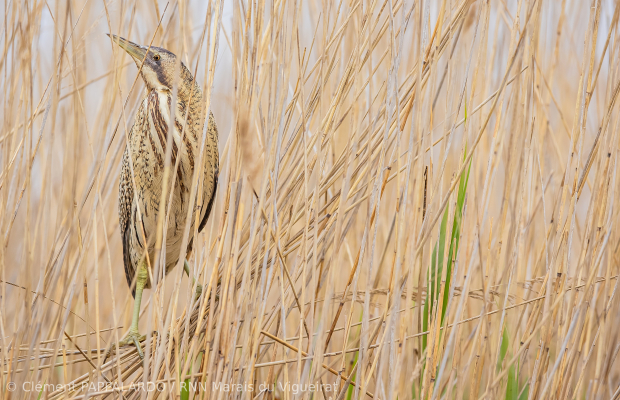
[109,35,218,359]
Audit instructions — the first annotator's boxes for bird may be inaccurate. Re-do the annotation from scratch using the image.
[108,34,218,359]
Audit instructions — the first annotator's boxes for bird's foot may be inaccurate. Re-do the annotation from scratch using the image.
[194,283,203,301]
[107,330,146,360]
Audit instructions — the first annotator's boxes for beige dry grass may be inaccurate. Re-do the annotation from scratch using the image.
[2,0,620,399]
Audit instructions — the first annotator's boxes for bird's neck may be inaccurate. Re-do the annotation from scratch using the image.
[151,79,203,132]
[175,75,202,108]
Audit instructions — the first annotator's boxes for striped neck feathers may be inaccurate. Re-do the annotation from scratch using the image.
[149,76,203,136]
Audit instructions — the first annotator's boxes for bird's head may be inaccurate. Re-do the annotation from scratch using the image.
[108,34,188,92]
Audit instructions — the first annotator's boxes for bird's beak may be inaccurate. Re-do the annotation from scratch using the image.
[107,34,147,62]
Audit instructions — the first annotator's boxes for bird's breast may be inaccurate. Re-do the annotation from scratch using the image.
[130,90,201,240]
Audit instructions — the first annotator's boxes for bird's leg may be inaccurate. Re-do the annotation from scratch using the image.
[184,260,202,300]
[113,264,148,360]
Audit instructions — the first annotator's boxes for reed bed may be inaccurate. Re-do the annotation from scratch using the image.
[2,0,620,399]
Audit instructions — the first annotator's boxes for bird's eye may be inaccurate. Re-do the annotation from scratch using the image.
[153,54,161,61]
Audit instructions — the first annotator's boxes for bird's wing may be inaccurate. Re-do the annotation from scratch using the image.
[198,112,219,233]
[198,172,217,233]
[119,148,137,297]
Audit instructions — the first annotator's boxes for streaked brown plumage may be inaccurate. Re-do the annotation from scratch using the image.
[109,35,218,359]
